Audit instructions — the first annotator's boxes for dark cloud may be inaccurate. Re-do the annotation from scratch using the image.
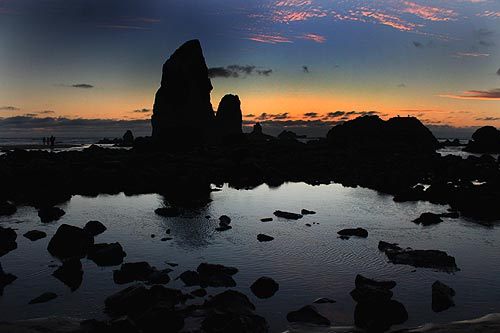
[208,65,272,78]
[0,106,20,111]
[325,110,380,118]
[412,41,423,48]
[243,114,255,117]
[72,83,94,89]
[476,117,500,121]
[273,113,290,120]
[302,66,309,73]
[256,113,269,120]
[440,88,500,100]
[397,83,406,88]
[255,113,291,120]
[38,110,55,114]
[303,112,318,118]
[132,108,151,113]
[23,113,38,117]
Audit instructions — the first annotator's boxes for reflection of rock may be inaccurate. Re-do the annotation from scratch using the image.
[432,280,455,313]
[87,243,126,267]
[23,230,47,241]
[378,241,459,272]
[29,292,58,304]
[0,226,17,257]
[216,94,242,137]
[0,263,17,296]
[53,258,83,291]
[465,126,500,153]
[151,39,215,146]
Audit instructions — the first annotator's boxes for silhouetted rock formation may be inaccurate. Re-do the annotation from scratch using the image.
[247,122,274,141]
[327,115,439,154]
[122,130,134,146]
[465,126,500,153]
[151,39,215,146]
[216,94,242,137]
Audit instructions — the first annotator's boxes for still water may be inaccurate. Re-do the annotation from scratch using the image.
[1,182,499,332]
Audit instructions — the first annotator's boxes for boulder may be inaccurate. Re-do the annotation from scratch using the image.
[216,94,242,136]
[151,39,215,146]
[257,234,274,242]
[432,280,455,312]
[87,242,126,266]
[413,212,443,226]
[113,262,171,285]
[122,130,134,146]
[215,225,232,231]
[154,207,180,217]
[179,270,200,286]
[219,215,231,226]
[260,218,273,222]
[338,228,368,238]
[38,206,65,223]
[0,263,17,295]
[301,209,316,215]
[286,305,331,326]
[83,221,107,236]
[28,292,58,304]
[47,224,94,260]
[23,230,47,241]
[465,126,500,153]
[0,226,17,257]
[273,210,303,220]
[191,288,207,297]
[197,262,238,288]
[52,258,83,291]
[104,284,156,317]
[0,201,16,216]
[250,277,279,299]
[354,299,408,332]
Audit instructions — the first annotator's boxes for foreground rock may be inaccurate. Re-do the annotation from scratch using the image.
[0,201,16,216]
[29,292,58,304]
[274,210,303,220]
[23,230,47,241]
[351,274,408,332]
[0,226,17,257]
[0,263,17,295]
[216,94,242,137]
[413,213,443,226]
[87,243,126,266]
[338,228,368,238]
[287,305,330,326]
[378,241,459,272]
[83,221,106,236]
[250,277,279,299]
[38,206,65,223]
[179,263,238,288]
[432,280,455,313]
[465,126,500,153]
[52,258,83,291]
[113,262,171,285]
[47,224,94,260]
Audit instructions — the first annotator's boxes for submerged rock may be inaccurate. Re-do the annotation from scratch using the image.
[257,234,274,242]
[113,262,171,285]
[301,209,316,215]
[0,226,17,257]
[52,258,83,291]
[413,212,443,226]
[154,207,180,217]
[83,220,107,236]
[273,210,303,220]
[286,305,331,326]
[38,206,65,223]
[219,215,231,226]
[260,218,273,222]
[250,277,279,299]
[432,280,455,313]
[338,228,368,238]
[87,243,126,266]
[23,230,47,241]
[47,224,94,260]
[28,292,58,304]
[105,284,156,317]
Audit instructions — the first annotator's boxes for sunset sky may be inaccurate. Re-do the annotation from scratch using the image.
[0,0,499,138]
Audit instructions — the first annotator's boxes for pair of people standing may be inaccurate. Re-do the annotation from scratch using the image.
[42,136,56,148]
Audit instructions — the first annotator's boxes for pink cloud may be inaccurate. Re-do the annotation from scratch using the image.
[477,11,500,18]
[440,89,500,100]
[297,33,326,43]
[401,1,458,22]
[246,33,293,44]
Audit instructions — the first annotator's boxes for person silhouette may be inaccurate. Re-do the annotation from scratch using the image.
[50,135,55,148]
[42,137,46,146]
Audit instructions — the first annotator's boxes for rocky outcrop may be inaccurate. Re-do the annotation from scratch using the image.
[83,221,106,236]
[327,115,439,154]
[0,226,17,257]
[465,126,500,153]
[432,280,455,312]
[247,122,274,141]
[151,39,215,146]
[216,94,242,137]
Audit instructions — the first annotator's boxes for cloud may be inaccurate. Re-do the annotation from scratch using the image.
[324,110,380,118]
[246,33,293,44]
[38,110,55,114]
[132,108,151,113]
[401,1,457,22]
[497,68,500,76]
[208,65,273,78]
[72,83,94,89]
[303,112,318,118]
[297,33,326,43]
[476,117,500,121]
[243,114,255,117]
[97,25,150,31]
[397,83,406,88]
[302,65,309,73]
[0,106,20,111]
[453,52,490,58]
[439,88,500,100]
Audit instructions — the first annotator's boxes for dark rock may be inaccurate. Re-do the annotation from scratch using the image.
[260,218,273,222]
[378,241,459,272]
[154,207,180,217]
[0,201,16,216]
[108,316,140,332]
[161,237,173,241]
[38,206,65,223]
[432,280,455,312]
[338,228,368,238]
[87,242,126,266]
[204,290,256,313]
[197,262,238,288]
[145,269,171,285]
[440,212,459,218]
[47,224,94,260]
[413,212,443,226]
[355,274,396,290]
[52,258,83,291]
[23,230,47,241]
[354,299,408,332]
[278,130,300,141]
[105,284,156,317]
[216,225,232,231]
[305,223,312,227]
[247,122,274,141]
[151,39,215,146]
[313,297,336,304]
[250,277,279,299]
[113,262,155,284]
[83,220,107,236]
[350,283,393,304]
[219,215,231,226]
[28,292,57,304]
[0,226,17,257]
[465,126,500,153]
[301,209,316,215]
[216,94,242,137]
[273,210,303,220]
[286,305,330,326]
[191,288,207,297]
[179,270,200,286]
[0,263,17,295]
[134,302,185,333]
[197,263,238,277]
[257,234,274,242]
[122,130,134,146]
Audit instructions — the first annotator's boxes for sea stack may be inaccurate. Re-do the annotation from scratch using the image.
[216,94,242,137]
[151,39,215,146]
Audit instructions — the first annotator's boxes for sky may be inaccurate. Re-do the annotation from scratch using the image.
[0,0,499,138]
